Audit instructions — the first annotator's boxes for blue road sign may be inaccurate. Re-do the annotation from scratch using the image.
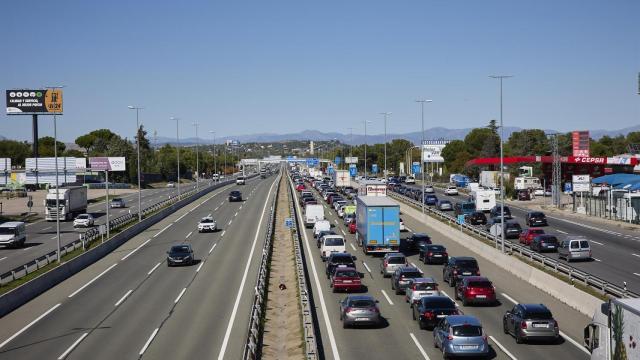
[372,164,378,174]
[349,164,357,177]
[285,218,294,229]
[564,183,572,193]
[328,165,334,174]
[412,162,420,174]
[457,215,465,225]
[335,156,342,165]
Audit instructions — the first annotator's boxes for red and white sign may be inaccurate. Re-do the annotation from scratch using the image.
[572,131,590,157]
[359,183,387,197]
[571,157,606,164]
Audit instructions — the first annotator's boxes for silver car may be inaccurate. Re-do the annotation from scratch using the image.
[503,303,559,343]
[339,295,381,328]
[434,315,489,358]
[380,253,408,278]
[558,237,591,262]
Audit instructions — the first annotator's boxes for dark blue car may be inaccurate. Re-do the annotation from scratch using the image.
[424,194,438,206]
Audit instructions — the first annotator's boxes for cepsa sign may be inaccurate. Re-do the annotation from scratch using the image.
[571,157,606,164]
[6,89,63,114]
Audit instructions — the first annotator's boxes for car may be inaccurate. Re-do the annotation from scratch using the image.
[0,221,27,248]
[405,277,440,305]
[424,185,435,194]
[166,244,195,266]
[343,212,356,226]
[313,220,331,238]
[437,199,453,211]
[333,200,347,211]
[526,211,548,227]
[517,189,531,201]
[73,214,95,228]
[399,218,406,232]
[330,267,362,292]
[434,315,489,358]
[325,252,356,278]
[443,257,480,287]
[558,237,592,262]
[444,186,458,196]
[504,221,523,239]
[391,266,424,295]
[519,228,545,245]
[296,183,306,191]
[236,176,246,185]
[454,201,476,217]
[166,182,176,188]
[424,194,438,206]
[419,244,448,265]
[339,295,381,328]
[405,232,432,250]
[380,253,408,277]
[412,295,459,330]
[197,216,217,232]
[398,176,407,183]
[316,230,337,248]
[464,211,487,226]
[533,188,545,196]
[530,235,559,252]
[228,190,242,202]
[110,198,126,208]
[454,276,497,306]
[503,303,559,344]
[320,235,346,260]
[348,219,357,234]
[405,176,416,184]
[490,205,512,219]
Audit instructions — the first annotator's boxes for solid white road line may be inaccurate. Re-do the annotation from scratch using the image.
[0,303,62,349]
[591,240,604,246]
[115,289,133,307]
[43,226,52,231]
[235,212,238,217]
[51,236,58,240]
[186,231,193,239]
[217,177,278,360]
[139,328,159,356]
[57,332,88,360]
[362,262,372,274]
[153,223,172,237]
[121,238,152,261]
[68,263,118,298]
[196,262,204,273]
[488,336,517,360]
[380,290,394,305]
[228,219,232,225]
[340,229,346,235]
[593,258,602,262]
[215,207,220,211]
[148,262,161,275]
[634,273,640,277]
[501,292,518,305]
[409,333,430,360]
[209,243,217,254]
[560,330,591,355]
[174,288,187,304]
[350,243,356,251]
[174,213,188,223]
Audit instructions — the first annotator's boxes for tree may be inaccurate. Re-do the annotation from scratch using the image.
[63,149,85,158]
[506,129,549,156]
[38,136,66,157]
[75,134,96,154]
[0,140,31,166]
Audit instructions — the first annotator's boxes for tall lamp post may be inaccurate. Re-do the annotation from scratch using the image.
[415,99,433,215]
[489,74,513,253]
[127,105,144,222]
[46,85,64,262]
[380,112,391,178]
[192,122,200,191]
[209,131,216,179]
[170,117,181,197]
[363,120,372,179]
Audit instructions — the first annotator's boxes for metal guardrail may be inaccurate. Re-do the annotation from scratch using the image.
[0,180,226,286]
[388,189,640,299]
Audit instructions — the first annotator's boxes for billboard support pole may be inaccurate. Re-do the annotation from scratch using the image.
[32,114,39,187]
[53,114,61,262]
[105,170,110,240]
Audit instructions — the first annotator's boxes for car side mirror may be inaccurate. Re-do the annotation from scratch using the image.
[375,300,380,303]
[166,251,170,254]
[352,256,357,261]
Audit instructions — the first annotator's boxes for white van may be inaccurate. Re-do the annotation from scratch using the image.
[236,176,246,185]
[320,235,346,260]
[304,204,325,228]
[313,220,331,239]
[0,221,27,248]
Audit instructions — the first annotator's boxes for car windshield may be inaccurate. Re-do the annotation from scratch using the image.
[349,299,376,308]
[336,270,358,278]
[452,325,483,337]
[171,246,190,253]
[524,310,553,320]
[0,228,17,235]
[112,198,122,202]
[423,298,455,308]
[77,215,89,219]
[231,191,240,195]
[325,238,344,246]
[462,203,475,210]
[531,229,544,234]
[200,219,213,223]
[414,283,437,291]
[387,256,406,264]
[457,260,478,268]
[414,234,430,241]
[468,281,492,288]
[401,271,422,278]
[507,223,521,230]
[531,212,545,217]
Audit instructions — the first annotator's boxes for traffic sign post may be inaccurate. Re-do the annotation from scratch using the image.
[372,164,378,174]
[284,218,294,229]
[349,164,357,177]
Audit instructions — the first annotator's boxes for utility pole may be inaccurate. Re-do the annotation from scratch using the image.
[128,105,144,222]
[380,112,391,178]
[415,99,432,215]
[193,122,200,191]
[170,117,181,197]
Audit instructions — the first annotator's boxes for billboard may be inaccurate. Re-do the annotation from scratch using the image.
[349,164,357,177]
[89,157,126,171]
[345,157,358,164]
[25,157,77,184]
[422,140,449,163]
[572,131,590,157]
[572,174,591,193]
[6,89,63,114]
[371,164,378,174]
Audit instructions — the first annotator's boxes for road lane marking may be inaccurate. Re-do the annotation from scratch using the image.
[174,287,187,304]
[362,262,372,274]
[380,290,394,305]
[488,336,517,360]
[633,253,640,258]
[139,328,159,356]
[215,207,219,211]
[209,243,217,254]
[340,229,346,235]
[51,236,58,240]
[501,292,518,305]
[0,257,6,262]
[68,263,118,298]
[0,303,61,350]
[185,231,193,239]
[409,333,430,360]
[148,262,161,275]
[115,290,133,307]
[556,229,568,234]
[121,238,152,261]
[560,330,591,355]
[405,226,413,232]
[634,273,640,277]
[57,332,88,360]
[221,230,226,237]
[235,212,238,217]
[174,213,188,223]
[239,205,243,210]
[196,262,204,272]
[591,240,604,246]
[43,226,52,231]
[218,176,279,360]
[350,243,356,251]
[153,223,172,237]
[593,258,602,262]
[334,219,338,224]
[23,247,31,251]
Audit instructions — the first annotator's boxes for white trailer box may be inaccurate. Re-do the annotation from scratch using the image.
[304,204,325,228]
[358,180,387,197]
[45,186,88,221]
[470,189,496,212]
[333,170,351,188]
[585,297,640,360]
[514,176,541,190]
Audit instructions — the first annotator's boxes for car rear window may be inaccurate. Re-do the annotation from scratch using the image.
[452,325,483,337]
[414,283,437,291]
[350,299,376,308]
[580,240,590,249]
[332,256,353,264]
[531,212,544,217]
[524,310,553,320]
[531,229,544,234]
[401,271,423,278]
[541,236,558,243]
[387,256,406,264]
[336,270,358,278]
[423,298,456,308]
[428,245,446,251]
[468,281,492,288]
[456,260,478,268]
[325,238,344,246]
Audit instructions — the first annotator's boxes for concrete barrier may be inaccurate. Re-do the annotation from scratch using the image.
[399,202,602,316]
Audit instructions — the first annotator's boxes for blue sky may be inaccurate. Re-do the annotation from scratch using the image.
[1,0,638,142]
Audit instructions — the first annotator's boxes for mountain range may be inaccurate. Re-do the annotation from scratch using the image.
[153,125,640,146]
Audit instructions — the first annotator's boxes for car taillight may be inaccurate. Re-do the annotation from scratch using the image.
[520,321,527,329]
[423,310,434,319]
[383,260,388,267]
[444,252,448,257]
[345,307,353,313]
[553,320,559,329]
[428,252,433,257]
[369,307,379,313]
[447,329,454,340]
[452,270,458,275]
[476,271,480,276]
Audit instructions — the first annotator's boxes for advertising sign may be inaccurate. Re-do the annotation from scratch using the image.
[349,164,357,177]
[371,164,378,174]
[572,131,590,157]
[572,174,591,193]
[345,157,358,164]
[6,89,63,114]
[422,140,449,163]
[89,157,126,171]
[25,157,76,184]
[358,182,387,197]
[412,162,420,175]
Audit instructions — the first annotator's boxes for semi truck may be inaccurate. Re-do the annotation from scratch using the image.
[584,297,640,360]
[45,186,88,221]
[479,171,510,190]
[355,196,400,254]
[332,169,351,188]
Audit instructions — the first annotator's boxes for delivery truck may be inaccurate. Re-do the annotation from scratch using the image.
[45,186,88,221]
[332,169,351,188]
[584,297,640,360]
[479,171,510,190]
[304,204,325,228]
[469,189,496,212]
[355,196,400,254]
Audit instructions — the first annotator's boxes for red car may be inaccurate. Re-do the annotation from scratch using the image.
[348,220,357,234]
[330,267,362,292]
[296,184,306,192]
[519,228,545,245]
[454,276,497,306]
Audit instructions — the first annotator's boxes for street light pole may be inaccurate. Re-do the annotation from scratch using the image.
[193,122,200,191]
[170,117,181,197]
[489,75,513,253]
[380,112,391,178]
[209,131,216,180]
[128,105,144,222]
[415,99,433,215]
[46,85,64,262]
[364,120,371,179]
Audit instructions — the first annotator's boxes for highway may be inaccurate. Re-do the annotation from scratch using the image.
[0,183,202,276]
[0,173,278,360]
[405,183,640,295]
[292,177,590,360]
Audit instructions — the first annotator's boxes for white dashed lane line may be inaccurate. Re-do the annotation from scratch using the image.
[114,289,133,307]
[488,336,516,360]
[350,243,356,251]
[148,262,161,275]
[174,288,187,304]
[139,328,159,356]
[57,332,89,360]
[209,243,217,254]
[185,231,193,239]
[380,290,394,306]
[362,262,372,274]
[68,263,118,298]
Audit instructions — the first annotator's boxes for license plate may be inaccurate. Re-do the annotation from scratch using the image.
[462,272,471,275]
[459,345,477,350]
[547,246,555,248]
[436,314,446,318]
[433,254,442,257]
[338,265,347,268]
[173,259,183,262]
[476,295,487,298]
[343,280,352,283]
[533,323,549,328]
[355,318,369,321]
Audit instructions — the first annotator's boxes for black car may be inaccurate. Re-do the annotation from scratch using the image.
[391,266,423,295]
[167,244,195,266]
[419,244,449,264]
[517,189,531,201]
[504,221,523,239]
[229,190,242,202]
[490,205,512,219]
[465,211,487,225]
[405,233,432,250]
[325,253,356,278]
[412,295,459,330]
[530,235,559,252]
[526,212,548,227]
[443,257,480,287]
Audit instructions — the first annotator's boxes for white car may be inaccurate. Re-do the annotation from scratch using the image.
[399,218,406,232]
[424,185,435,193]
[337,205,346,218]
[73,214,95,228]
[236,176,246,185]
[320,235,346,260]
[405,176,416,184]
[166,182,176,188]
[444,186,458,196]
[533,188,545,196]
[405,277,441,305]
[197,216,217,232]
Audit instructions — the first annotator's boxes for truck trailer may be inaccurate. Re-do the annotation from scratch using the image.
[332,169,351,188]
[355,196,400,254]
[45,186,88,221]
[584,297,640,360]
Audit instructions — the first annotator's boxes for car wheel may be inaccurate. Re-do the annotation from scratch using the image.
[418,319,426,330]
[462,296,469,307]
[515,330,524,344]
[503,320,509,334]
[342,321,348,329]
